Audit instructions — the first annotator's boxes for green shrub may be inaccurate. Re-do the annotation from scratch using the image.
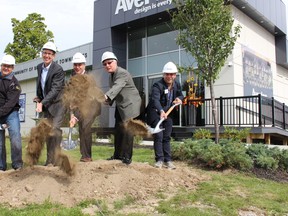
[175,139,226,169]
[171,138,288,173]
[256,155,278,170]
[222,127,251,142]
[278,149,288,171]
[246,144,280,170]
[199,141,224,168]
[219,140,253,170]
[171,141,189,161]
[246,144,269,160]
[193,128,211,139]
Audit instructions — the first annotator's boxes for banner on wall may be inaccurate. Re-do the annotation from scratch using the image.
[19,93,26,122]
[242,48,273,97]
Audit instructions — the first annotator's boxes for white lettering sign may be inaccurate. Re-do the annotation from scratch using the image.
[115,0,171,15]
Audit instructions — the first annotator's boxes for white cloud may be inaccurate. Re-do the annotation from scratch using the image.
[0,0,94,59]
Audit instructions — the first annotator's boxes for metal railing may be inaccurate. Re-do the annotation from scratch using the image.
[184,94,288,130]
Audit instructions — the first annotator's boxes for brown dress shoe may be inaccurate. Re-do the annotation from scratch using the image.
[80,158,92,162]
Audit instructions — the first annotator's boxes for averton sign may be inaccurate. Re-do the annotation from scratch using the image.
[115,0,172,15]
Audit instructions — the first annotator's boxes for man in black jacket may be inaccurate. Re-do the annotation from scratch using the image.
[34,41,65,166]
[146,62,183,169]
[0,55,23,171]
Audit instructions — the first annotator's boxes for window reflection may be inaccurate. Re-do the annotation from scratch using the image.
[128,28,146,59]
[147,22,178,55]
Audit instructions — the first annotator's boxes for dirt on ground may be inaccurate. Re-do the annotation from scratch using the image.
[0,159,287,215]
[0,160,208,211]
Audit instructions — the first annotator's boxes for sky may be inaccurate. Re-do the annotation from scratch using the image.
[0,0,288,61]
[0,0,94,60]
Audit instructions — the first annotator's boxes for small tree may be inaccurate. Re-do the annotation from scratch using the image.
[171,0,241,143]
[5,13,54,63]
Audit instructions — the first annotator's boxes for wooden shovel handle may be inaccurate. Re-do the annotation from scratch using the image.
[165,103,181,116]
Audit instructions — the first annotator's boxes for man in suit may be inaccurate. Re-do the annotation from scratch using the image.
[146,62,184,169]
[34,41,65,166]
[102,51,141,164]
[68,52,101,162]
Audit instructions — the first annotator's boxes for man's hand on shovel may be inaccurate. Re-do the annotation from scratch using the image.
[31,99,42,121]
[0,124,9,130]
[69,114,78,128]
[148,102,182,134]
[61,119,78,151]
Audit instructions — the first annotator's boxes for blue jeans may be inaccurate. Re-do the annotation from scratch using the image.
[153,117,173,162]
[0,111,23,170]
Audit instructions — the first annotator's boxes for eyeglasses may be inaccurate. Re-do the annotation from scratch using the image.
[103,61,113,66]
[42,51,54,56]
[1,64,13,69]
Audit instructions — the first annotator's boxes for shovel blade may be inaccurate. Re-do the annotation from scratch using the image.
[61,127,78,150]
[61,140,78,151]
[151,128,165,134]
[146,124,165,134]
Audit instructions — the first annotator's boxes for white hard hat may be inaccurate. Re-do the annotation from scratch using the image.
[101,51,118,63]
[162,62,178,73]
[42,41,57,52]
[1,55,16,65]
[72,52,86,63]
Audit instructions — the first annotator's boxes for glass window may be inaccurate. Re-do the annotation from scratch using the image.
[147,22,178,55]
[147,51,179,74]
[128,57,146,77]
[180,49,197,68]
[128,28,146,59]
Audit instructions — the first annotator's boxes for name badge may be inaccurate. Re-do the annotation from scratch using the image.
[164,89,169,94]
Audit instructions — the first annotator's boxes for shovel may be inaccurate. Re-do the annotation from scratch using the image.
[31,101,45,122]
[31,111,41,121]
[147,103,181,134]
[61,123,78,151]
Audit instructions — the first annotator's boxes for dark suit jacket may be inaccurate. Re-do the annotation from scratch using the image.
[36,61,65,117]
[146,78,184,126]
[105,66,141,121]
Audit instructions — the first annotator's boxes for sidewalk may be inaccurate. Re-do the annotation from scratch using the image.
[95,138,153,146]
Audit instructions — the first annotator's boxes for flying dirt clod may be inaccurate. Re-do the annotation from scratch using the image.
[25,118,75,175]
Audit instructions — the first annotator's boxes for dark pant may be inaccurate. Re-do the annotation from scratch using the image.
[153,117,173,162]
[113,108,134,161]
[43,111,63,165]
[78,116,96,159]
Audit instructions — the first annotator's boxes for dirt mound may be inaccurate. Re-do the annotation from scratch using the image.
[0,160,208,208]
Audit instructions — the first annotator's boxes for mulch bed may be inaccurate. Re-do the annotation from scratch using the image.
[251,167,288,183]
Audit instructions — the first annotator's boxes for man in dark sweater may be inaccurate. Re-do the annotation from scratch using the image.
[0,54,23,171]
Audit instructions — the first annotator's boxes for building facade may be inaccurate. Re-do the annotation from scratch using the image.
[13,0,288,139]
[92,0,288,129]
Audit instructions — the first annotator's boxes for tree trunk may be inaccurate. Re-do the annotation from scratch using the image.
[209,83,219,143]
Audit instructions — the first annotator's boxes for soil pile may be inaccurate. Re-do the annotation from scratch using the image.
[0,160,207,209]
